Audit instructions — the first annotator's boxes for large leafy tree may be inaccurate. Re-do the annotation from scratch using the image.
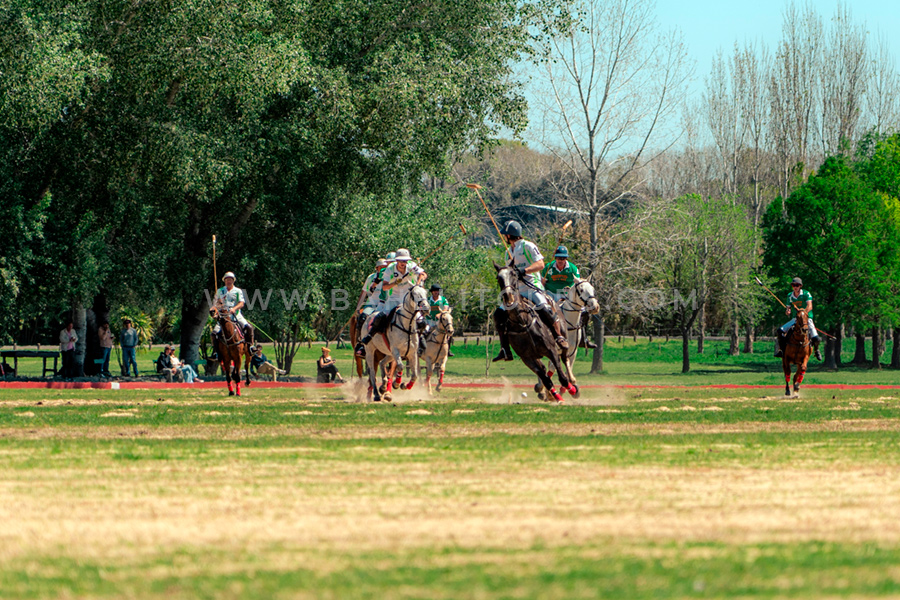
[1,0,536,364]
[762,155,898,369]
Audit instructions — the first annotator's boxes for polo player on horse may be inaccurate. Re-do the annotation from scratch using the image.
[774,276,822,361]
[492,220,569,362]
[355,248,428,357]
[542,245,596,349]
[211,271,255,355]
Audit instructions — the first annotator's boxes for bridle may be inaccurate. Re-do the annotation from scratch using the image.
[428,311,454,347]
[216,308,245,347]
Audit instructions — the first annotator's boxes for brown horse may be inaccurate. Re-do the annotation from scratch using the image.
[782,308,812,396]
[212,308,251,396]
[495,264,576,402]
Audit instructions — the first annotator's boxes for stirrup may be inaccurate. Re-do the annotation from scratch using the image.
[492,348,513,362]
[556,336,569,349]
[354,343,366,358]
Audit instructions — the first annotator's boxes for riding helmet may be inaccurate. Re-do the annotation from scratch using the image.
[554,245,569,258]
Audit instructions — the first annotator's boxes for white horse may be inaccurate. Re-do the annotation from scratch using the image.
[557,278,600,383]
[533,278,600,401]
[364,285,429,402]
[422,309,454,394]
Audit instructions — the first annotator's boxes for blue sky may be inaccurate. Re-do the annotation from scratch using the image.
[518,0,900,146]
[657,0,900,79]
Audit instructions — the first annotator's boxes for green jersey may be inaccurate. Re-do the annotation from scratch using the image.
[428,295,449,318]
[787,289,813,320]
[542,261,581,293]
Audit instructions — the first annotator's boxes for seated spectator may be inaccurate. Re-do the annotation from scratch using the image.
[156,345,184,383]
[170,353,203,384]
[316,347,344,383]
[250,346,286,381]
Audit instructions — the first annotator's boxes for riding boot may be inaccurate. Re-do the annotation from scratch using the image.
[492,308,513,362]
[579,312,597,349]
[774,329,786,358]
[812,336,822,361]
[418,335,427,356]
[356,312,386,357]
[538,306,569,350]
[448,335,454,357]
[243,324,255,350]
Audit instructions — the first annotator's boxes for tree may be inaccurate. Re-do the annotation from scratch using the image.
[763,155,896,369]
[636,194,758,373]
[532,0,691,372]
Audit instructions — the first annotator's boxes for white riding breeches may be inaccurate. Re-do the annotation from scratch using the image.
[781,318,818,339]
[213,313,249,334]
[499,285,549,311]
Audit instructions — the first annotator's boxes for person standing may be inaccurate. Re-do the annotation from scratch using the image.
[59,322,77,379]
[120,319,139,377]
[98,322,113,378]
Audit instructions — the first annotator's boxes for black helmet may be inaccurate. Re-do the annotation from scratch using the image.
[502,220,522,237]
[430,283,442,292]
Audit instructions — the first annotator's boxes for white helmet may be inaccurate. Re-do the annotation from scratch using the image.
[222,271,236,281]
[395,248,411,262]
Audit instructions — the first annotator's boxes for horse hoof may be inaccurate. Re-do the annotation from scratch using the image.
[435,384,442,392]
[379,384,387,394]
[534,383,543,394]
[570,384,580,399]
[229,391,235,396]
[400,383,407,390]
[537,391,546,401]
[383,392,393,402]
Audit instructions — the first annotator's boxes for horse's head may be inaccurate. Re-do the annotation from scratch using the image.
[568,278,600,315]
[437,309,454,336]
[795,308,809,334]
[404,284,430,314]
[494,262,519,310]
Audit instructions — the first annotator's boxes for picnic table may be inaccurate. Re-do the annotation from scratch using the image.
[1,350,60,378]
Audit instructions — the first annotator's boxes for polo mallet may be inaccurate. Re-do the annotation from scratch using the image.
[212,235,218,293]
[556,220,573,248]
[753,276,835,339]
[420,224,467,265]
[466,183,509,252]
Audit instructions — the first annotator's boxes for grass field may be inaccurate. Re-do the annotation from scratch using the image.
[6,337,900,387]
[2,379,900,599]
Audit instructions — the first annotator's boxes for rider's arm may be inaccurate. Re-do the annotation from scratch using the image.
[806,300,813,312]
[525,259,545,274]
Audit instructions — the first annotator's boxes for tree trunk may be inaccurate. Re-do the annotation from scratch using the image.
[835,323,844,367]
[872,326,882,370]
[84,308,100,376]
[729,314,739,355]
[892,327,900,369]
[590,315,604,374]
[682,328,691,373]
[743,324,753,354]
[852,331,867,364]
[697,302,705,354]
[73,303,87,377]
[179,296,209,366]
[824,336,838,370]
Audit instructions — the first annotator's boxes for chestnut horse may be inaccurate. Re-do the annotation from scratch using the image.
[213,308,251,396]
[782,308,813,396]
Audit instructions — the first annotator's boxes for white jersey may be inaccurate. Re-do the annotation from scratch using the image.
[362,272,379,307]
[508,240,545,290]
[216,286,246,317]
[381,261,425,309]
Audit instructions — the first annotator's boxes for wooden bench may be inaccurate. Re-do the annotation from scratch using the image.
[1,350,60,378]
